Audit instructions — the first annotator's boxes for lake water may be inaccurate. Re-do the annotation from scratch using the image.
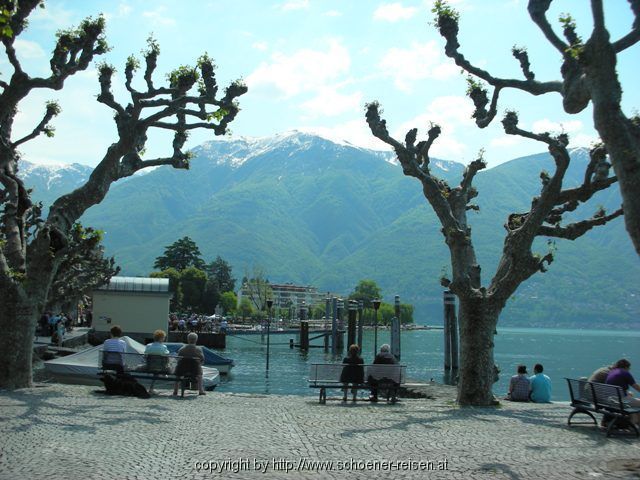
[217,327,640,401]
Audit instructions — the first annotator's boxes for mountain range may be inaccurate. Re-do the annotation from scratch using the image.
[18,131,639,329]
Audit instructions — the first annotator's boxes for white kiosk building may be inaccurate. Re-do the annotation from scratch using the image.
[92,276,171,342]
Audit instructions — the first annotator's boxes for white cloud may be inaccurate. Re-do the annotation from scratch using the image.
[569,132,599,148]
[118,3,133,16]
[142,6,176,27]
[252,41,268,51]
[14,39,46,59]
[395,96,475,159]
[246,39,350,98]
[300,89,363,119]
[490,135,524,148]
[532,118,583,134]
[280,0,310,11]
[378,41,459,92]
[30,3,75,29]
[374,3,419,22]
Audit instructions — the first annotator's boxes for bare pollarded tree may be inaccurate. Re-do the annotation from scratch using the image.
[366,103,621,405]
[0,0,246,388]
[432,0,640,256]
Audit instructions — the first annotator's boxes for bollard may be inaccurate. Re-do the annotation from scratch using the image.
[347,301,357,348]
[331,297,337,355]
[289,338,294,349]
[357,300,364,350]
[300,321,309,351]
[390,295,401,361]
[443,290,456,377]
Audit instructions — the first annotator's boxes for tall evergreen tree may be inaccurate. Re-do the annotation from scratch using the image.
[154,236,205,271]
[205,255,236,293]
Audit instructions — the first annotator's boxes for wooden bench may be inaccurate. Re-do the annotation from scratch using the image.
[309,363,406,404]
[565,378,640,437]
[100,351,201,397]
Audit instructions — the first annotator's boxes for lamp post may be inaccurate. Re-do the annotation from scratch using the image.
[372,299,381,356]
[266,298,273,375]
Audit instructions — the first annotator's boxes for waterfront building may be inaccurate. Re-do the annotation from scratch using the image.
[237,281,342,319]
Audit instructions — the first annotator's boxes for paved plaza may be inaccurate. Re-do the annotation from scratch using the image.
[0,383,639,479]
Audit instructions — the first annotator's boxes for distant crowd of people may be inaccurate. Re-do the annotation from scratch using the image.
[168,314,228,334]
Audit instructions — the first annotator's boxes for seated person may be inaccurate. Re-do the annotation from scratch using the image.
[173,332,206,395]
[507,365,530,401]
[588,363,613,384]
[529,363,552,403]
[368,344,397,402]
[144,329,170,377]
[340,344,364,402]
[102,325,127,374]
[145,329,170,356]
[605,358,640,427]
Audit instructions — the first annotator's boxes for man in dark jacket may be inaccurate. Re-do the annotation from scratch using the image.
[369,344,397,402]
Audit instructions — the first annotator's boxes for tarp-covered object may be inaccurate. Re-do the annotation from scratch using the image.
[44,336,220,389]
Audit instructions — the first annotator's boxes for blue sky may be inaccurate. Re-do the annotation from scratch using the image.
[4,0,638,168]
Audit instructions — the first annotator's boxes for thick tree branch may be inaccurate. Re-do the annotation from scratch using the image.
[613,0,640,51]
[12,102,60,148]
[29,16,108,91]
[460,155,486,197]
[527,0,570,54]
[538,207,623,239]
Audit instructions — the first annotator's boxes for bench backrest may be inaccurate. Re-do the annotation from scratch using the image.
[145,354,171,374]
[566,378,593,404]
[565,378,626,412]
[591,382,625,412]
[101,350,124,367]
[309,363,406,386]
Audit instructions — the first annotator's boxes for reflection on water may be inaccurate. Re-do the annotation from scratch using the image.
[216,327,640,401]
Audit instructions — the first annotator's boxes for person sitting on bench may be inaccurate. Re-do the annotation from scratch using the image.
[340,344,364,402]
[102,325,126,374]
[173,332,206,396]
[144,330,170,394]
[606,358,640,427]
[369,344,397,402]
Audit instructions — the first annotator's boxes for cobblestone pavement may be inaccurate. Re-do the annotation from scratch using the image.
[0,383,639,480]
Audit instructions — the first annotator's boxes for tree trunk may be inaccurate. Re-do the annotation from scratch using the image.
[585,36,640,256]
[592,112,640,256]
[456,297,500,406]
[0,282,39,389]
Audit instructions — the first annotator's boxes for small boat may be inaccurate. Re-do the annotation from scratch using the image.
[44,336,220,389]
[164,343,235,375]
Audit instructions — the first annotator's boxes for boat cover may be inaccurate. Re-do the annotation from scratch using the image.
[44,336,219,388]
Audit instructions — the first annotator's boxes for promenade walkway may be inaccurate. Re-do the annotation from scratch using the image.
[0,383,638,479]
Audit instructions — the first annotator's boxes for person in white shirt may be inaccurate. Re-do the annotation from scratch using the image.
[102,325,127,373]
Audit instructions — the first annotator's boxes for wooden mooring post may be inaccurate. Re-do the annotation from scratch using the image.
[357,300,364,350]
[335,298,345,352]
[347,300,357,348]
[390,295,401,361]
[300,321,309,351]
[443,290,459,380]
